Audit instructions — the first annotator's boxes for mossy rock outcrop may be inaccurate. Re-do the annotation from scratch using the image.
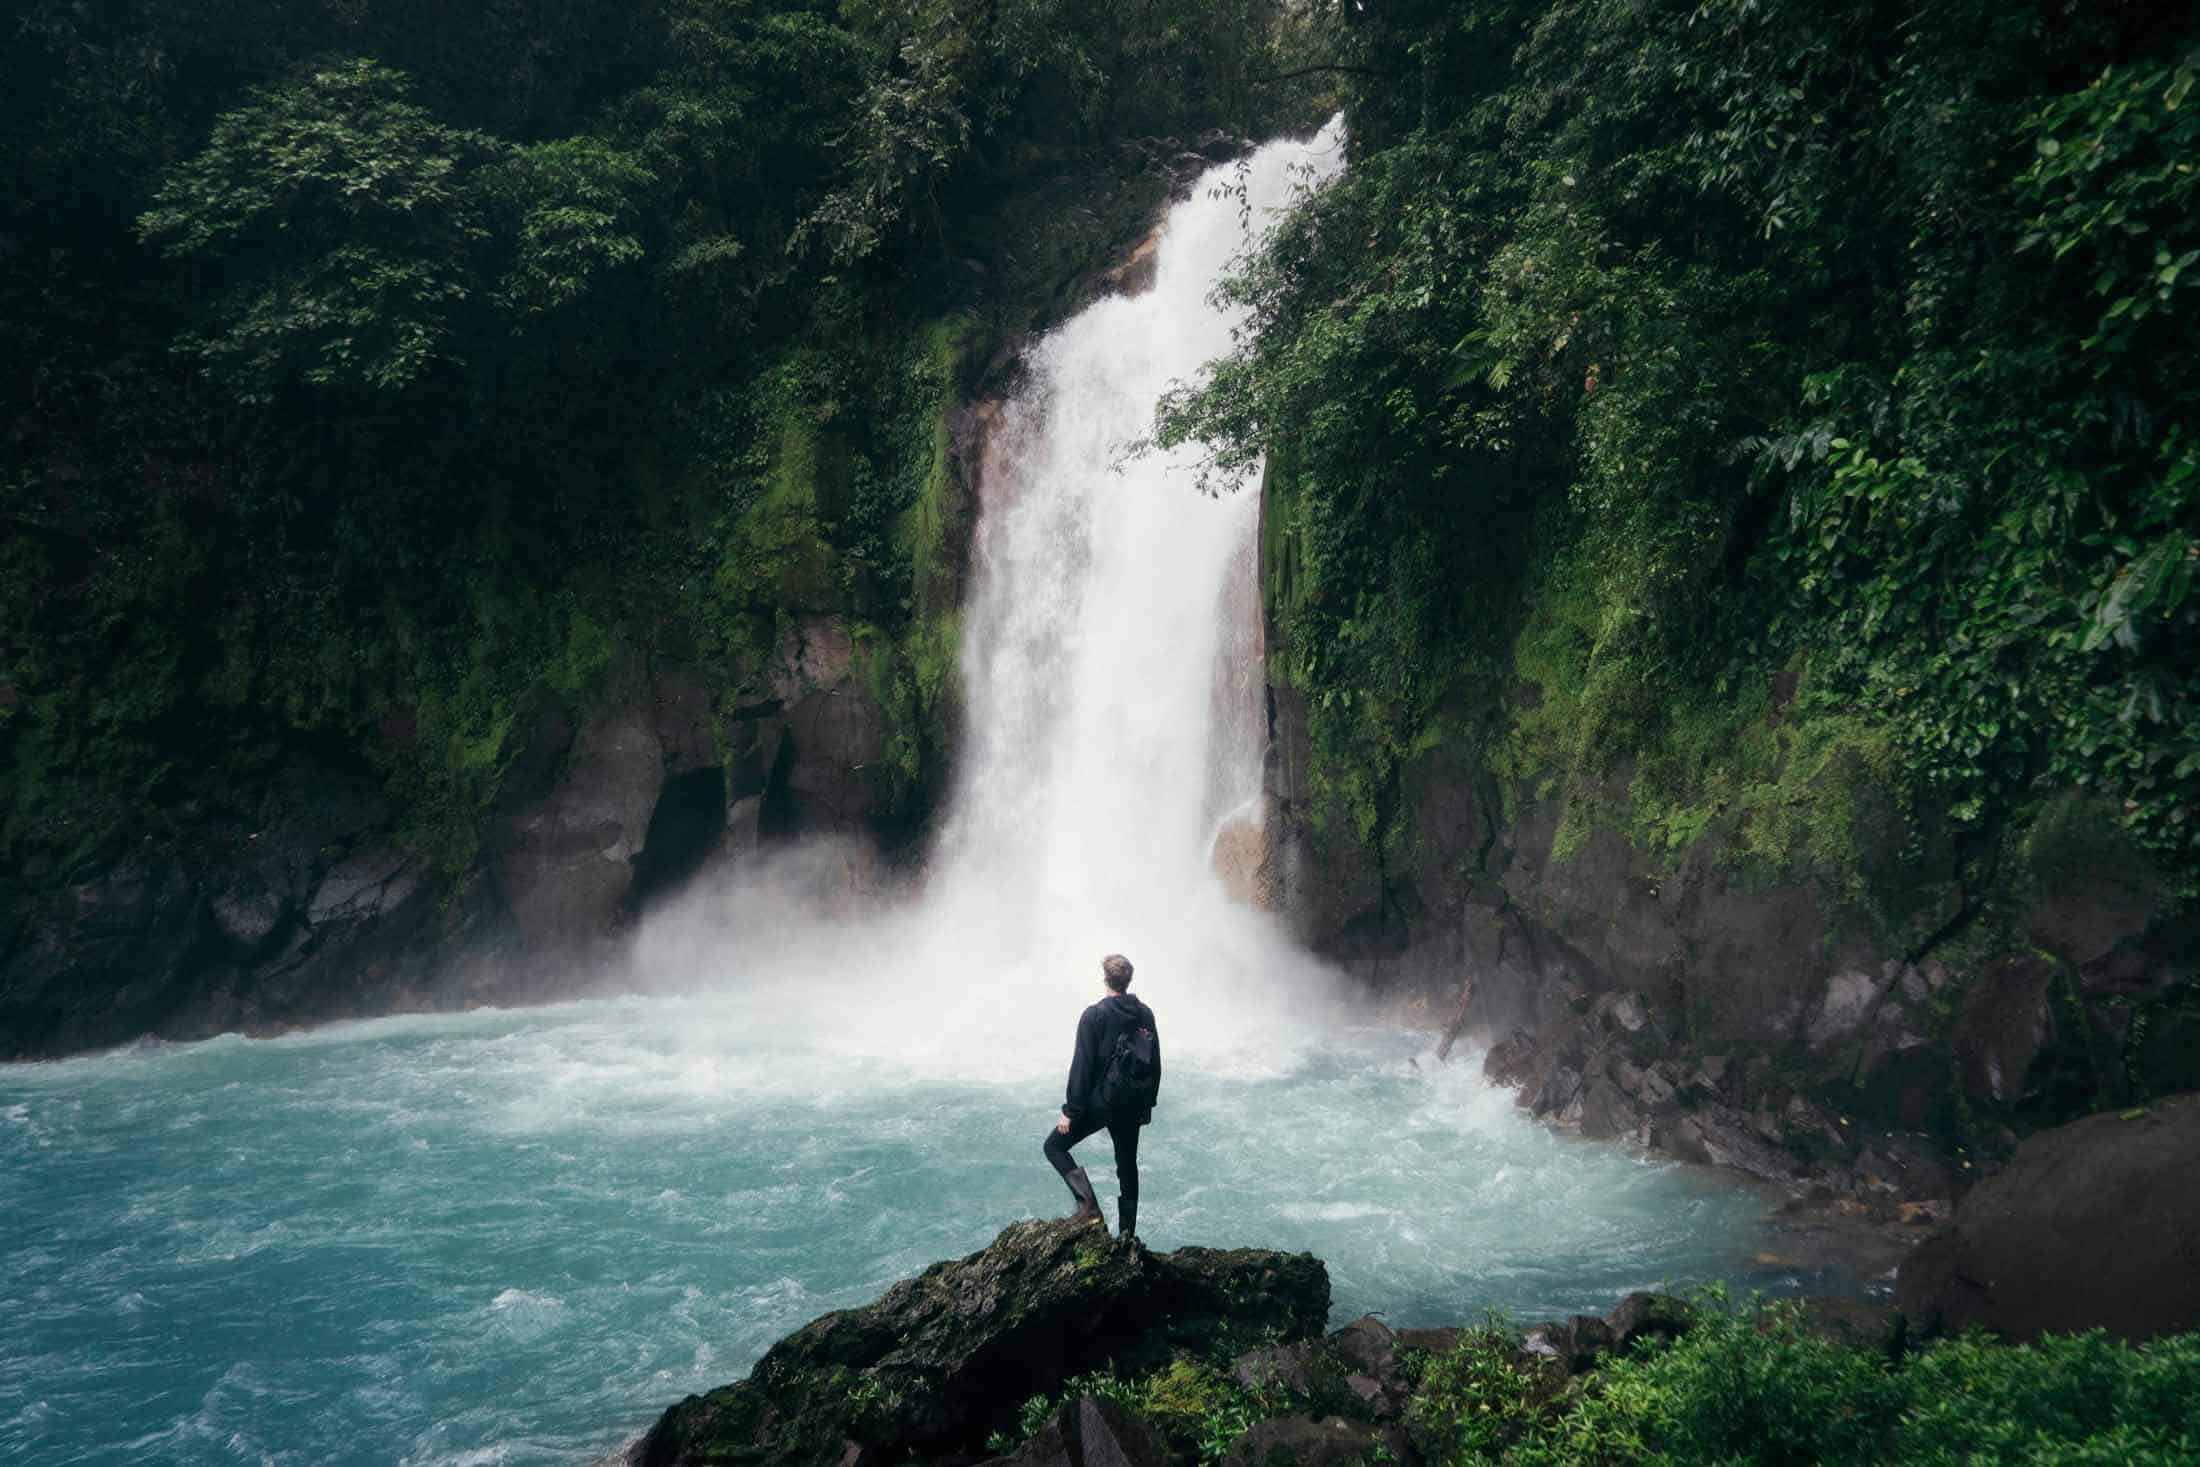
[634,1220,1329,1467]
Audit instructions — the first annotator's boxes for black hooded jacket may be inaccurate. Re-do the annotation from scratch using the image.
[1063,992,1161,1125]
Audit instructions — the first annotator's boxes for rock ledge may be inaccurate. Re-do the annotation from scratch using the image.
[634,1219,1328,1467]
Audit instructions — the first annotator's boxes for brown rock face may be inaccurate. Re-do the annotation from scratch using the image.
[1095,229,1162,298]
[495,708,664,949]
[1950,954,2061,1106]
[769,615,888,834]
[1210,814,1279,910]
[1895,1093,2200,1342]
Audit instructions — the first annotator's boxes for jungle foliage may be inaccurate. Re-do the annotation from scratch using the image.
[1156,0,2200,899]
[0,0,1321,905]
[1406,1298,2200,1465]
[981,1298,2200,1466]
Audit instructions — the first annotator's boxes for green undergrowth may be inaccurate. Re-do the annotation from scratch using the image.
[980,1298,2200,1466]
[695,310,984,828]
[1410,1296,2200,1467]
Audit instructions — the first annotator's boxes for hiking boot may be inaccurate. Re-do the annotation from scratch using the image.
[1062,1167,1106,1228]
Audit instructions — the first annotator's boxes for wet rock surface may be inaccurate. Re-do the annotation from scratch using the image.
[633,1220,1329,1467]
[0,763,522,1057]
[1253,481,2195,1232]
[0,638,922,1057]
[981,1394,1171,1467]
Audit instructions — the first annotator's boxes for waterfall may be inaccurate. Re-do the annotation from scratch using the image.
[928,125,1346,977]
[632,124,1351,1071]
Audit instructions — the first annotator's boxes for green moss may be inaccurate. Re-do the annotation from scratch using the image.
[712,420,841,613]
[2015,792,2171,915]
[1258,437,1310,642]
[894,313,983,619]
[384,584,625,882]
[854,610,961,822]
[544,608,613,699]
[1483,532,1950,937]
[1730,717,1906,898]
[1139,1357,1222,1419]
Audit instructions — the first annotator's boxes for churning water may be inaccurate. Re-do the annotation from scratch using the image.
[3,125,1823,1466]
[0,1005,1796,1466]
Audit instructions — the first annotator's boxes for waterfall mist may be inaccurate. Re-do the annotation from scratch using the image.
[626,123,1353,1077]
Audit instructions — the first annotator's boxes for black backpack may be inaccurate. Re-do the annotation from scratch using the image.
[1098,1017,1160,1114]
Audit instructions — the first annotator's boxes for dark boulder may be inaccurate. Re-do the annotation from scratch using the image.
[1232,1342,1319,1396]
[1520,1314,1618,1375]
[1649,1105,1803,1184]
[1896,1092,2200,1343]
[1788,1297,1901,1355]
[634,1221,1329,1467]
[1326,1315,1411,1418]
[1218,1416,1404,1467]
[1606,1292,1695,1353]
[979,1396,1169,1467]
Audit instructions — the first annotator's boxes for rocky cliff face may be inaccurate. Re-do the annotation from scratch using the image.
[0,396,1005,1058]
[1252,467,2200,1202]
[0,638,935,1057]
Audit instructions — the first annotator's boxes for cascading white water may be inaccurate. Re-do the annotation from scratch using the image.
[630,125,1355,1070]
[935,133,1323,920]
[917,121,1347,1038]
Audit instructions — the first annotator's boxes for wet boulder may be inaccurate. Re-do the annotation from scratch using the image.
[1520,1314,1618,1375]
[1896,1092,2200,1342]
[634,1220,1329,1467]
[1233,1341,1319,1396]
[1806,966,1897,1053]
[1649,1105,1803,1184]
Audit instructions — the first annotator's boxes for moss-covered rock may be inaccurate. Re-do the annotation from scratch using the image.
[634,1220,1329,1467]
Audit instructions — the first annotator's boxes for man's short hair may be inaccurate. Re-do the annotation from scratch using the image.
[1102,954,1134,992]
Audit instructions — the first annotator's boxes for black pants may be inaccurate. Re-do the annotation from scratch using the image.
[1043,1113,1139,1204]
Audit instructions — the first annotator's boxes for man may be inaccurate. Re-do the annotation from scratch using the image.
[1045,953,1160,1238]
